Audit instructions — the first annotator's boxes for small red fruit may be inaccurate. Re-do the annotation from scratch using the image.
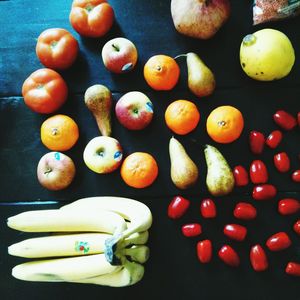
[292,170,300,183]
[182,223,202,237]
[266,130,282,149]
[224,224,247,241]
[252,184,277,200]
[197,240,212,264]
[286,262,300,277]
[274,152,290,173]
[234,202,257,220]
[273,110,297,130]
[266,232,291,251]
[250,244,268,272]
[293,220,300,235]
[233,165,249,187]
[218,245,240,267]
[249,131,265,154]
[298,112,300,126]
[200,198,216,218]
[278,198,300,215]
[250,160,268,184]
[168,196,190,219]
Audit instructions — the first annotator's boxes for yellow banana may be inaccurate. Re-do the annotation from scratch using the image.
[119,245,150,264]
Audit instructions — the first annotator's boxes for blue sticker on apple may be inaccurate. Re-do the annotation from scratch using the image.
[114,151,123,162]
[121,63,133,72]
[146,102,153,113]
[54,152,60,160]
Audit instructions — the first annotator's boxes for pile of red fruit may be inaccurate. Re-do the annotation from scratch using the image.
[168,110,300,277]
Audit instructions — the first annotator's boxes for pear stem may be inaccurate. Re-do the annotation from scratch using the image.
[174,54,187,60]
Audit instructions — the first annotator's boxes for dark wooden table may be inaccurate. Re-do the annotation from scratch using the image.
[0,1,300,299]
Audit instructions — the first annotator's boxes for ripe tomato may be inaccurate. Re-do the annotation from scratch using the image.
[22,69,68,114]
[36,28,79,70]
[69,0,114,38]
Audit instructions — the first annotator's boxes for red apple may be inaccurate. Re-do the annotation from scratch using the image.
[101,37,138,73]
[37,152,76,191]
[115,91,154,130]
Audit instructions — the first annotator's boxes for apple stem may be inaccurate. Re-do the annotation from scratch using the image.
[174,54,187,60]
[44,168,52,175]
[112,44,120,52]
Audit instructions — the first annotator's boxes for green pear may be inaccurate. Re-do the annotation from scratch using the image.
[169,137,198,189]
[84,84,112,136]
[187,52,216,98]
[204,144,234,196]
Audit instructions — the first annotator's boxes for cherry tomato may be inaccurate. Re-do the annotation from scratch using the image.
[249,131,265,154]
[167,196,190,219]
[197,240,212,263]
[286,262,300,277]
[224,224,247,241]
[69,0,115,38]
[250,160,268,184]
[182,223,202,237]
[22,68,68,114]
[36,28,79,70]
[278,198,300,215]
[274,152,290,173]
[292,170,300,183]
[273,110,297,131]
[250,244,268,272]
[233,202,257,220]
[293,220,300,235]
[266,130,282,149]
[252,184,277,200]
[218,245,240,267]
[233,165,249,187]
[266,232,291,251]
[200,198,216,218]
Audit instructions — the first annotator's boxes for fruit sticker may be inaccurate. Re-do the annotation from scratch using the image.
[54,152,61,161]
[114,151,123,162]
[146,102,153,113]
[75,241,90,254]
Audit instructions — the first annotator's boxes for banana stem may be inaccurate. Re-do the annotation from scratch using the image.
[120,245,150,264]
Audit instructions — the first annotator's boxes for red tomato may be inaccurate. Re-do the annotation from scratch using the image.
[167,196,190,219]
[223,224,247,241]
[274,152,290,173]
[266,130,282,149]
[22,68,68,114]
[266,232,291,251]
[278,198,300,215]
[293,220,300,235]
[285,262,300,277]
[70,0,114,38]
[36,28,79,70]
[182,223,202,237]
[252,184,277,200]
[273,110,297,131]
[250,244,268,272]
[292,170,300,182]
[233,165,249,187]
[197,240,212,264]
[249,131,265,154]
[233,202,257,220]
[200,198,216,218]
[250,160,268,184]
[218,245,240,267]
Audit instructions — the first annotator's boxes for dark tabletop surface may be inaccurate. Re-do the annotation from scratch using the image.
[0,1,300,299]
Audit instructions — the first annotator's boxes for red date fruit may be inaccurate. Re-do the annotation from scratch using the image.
[234,202,257,220]
[224,224,247,241]
[292,170,300,182]
[250,160,268,184]
[250,244,268,272]
[218,245,240,267]
[233,165,249,187]
[266,130,283,149]
[293,220,300,235]
[266,232,291,251]
[182,223,202,237]
[200,198,216,218]
[278,198,300,215]
[168,196,190,219]
[274,152,290,173]
[197,240,212,264]
[252,184,277,200]
[273,110,297,130]
[286,262,300,277]
[249,131,265,154]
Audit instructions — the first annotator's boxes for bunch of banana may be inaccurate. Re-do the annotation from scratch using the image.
[7,197,152,287]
